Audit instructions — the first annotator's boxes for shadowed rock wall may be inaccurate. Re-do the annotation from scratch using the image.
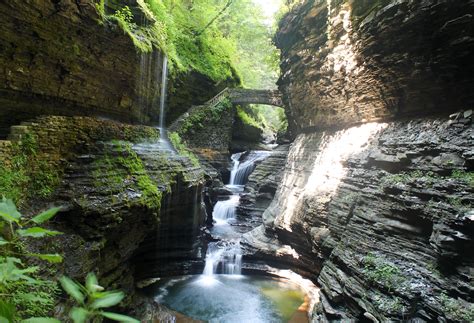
[276,0,474,134]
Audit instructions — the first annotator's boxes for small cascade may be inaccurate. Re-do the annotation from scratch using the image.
[202,151,270,279]
[230,151,271,185]
[212,195,240,222]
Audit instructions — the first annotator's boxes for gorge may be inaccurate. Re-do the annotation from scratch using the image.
[0,0,473,322]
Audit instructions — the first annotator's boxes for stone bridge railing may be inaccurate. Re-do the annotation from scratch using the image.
[205,88,284,108]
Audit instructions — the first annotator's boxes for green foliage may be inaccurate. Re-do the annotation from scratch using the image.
[447,196,472,213]
[362,253,405,292]
[178,98,231,136]
[452,169,474,188]
[0,133,61,205]
[236,105,264,130]
[168,132,200,167]
[0,197,63,263]
[372,294,405,314]
[0,199,63,321]
[95,0,105,18]
[439,293,474,322]
[99,0,280,86]
[60,273,139,323]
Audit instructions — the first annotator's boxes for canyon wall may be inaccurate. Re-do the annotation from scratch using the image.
[276,0,474,135]
[0,0,232,137]
[246,0,474,321]
[0,116,206,319]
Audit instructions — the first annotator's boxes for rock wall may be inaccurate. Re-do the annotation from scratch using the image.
[0,116,206,319]
[276,0,474,134]
[245,117,473,321]
[244,0,474,321]
[0,0,233,137]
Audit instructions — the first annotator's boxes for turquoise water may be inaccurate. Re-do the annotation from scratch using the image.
[154,275,306,323]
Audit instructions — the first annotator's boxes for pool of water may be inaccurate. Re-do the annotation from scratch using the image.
[152,275,307,322]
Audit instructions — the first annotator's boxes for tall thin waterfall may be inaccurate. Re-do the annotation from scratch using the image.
[159,56,168,130]
[134,52,175,153]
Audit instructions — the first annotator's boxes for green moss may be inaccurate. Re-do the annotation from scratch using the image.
[178,98,232,137]
[93,142,163,210]
[439,293,474,322]
[0,133,61,204]
[362,253,405,292]
[168,132,200,167]
[382,170,440,187]
[451,170,474,188]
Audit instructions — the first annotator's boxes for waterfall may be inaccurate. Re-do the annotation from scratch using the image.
[134,53,175,153]
[212,195,240,222]
[230,151,271,185]
[202,151,270,279]
[159,56,168,130]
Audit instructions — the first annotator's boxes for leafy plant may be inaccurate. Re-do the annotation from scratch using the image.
[362,253,405,292]
[451,170,474,188]
[439,293,474,322]
[60,273,139,323]
[0,198,63,321]
[0,197,63,262]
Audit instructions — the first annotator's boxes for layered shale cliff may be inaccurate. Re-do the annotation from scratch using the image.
[276,0,474,135]
[245,1,474,321]
[0,0,233,137]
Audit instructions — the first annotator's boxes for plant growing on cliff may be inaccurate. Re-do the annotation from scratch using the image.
[362,253,405,292]
[0,198,63,321]
[0,132,61,204]
[439,293,474,322]
[60,273,139,323]
[168,132,200,167]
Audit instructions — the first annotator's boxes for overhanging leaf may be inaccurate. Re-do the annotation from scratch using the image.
[90,291,124,309]
[31,207,62,224]
[69,307,89,323]
[17,227,62,238]
[101,312,140,323]
[85,272,103,293]
[0,197,21,223]
[0,300,15,323]
[29,253,63,263]
[59,277,85,304]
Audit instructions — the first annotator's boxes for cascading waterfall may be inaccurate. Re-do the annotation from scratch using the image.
[230,151,271,185]
[202,151,270,279]
[155,149,311,322]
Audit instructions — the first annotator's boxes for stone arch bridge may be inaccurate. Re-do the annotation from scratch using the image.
[205,88,284,108]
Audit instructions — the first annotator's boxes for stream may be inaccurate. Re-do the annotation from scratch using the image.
[150,151,309,322]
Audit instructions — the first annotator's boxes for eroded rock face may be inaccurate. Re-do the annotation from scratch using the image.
[1,116,207,318]
[238,145,290,227]
[245,117,473,321]
[0,0,233,136]
[276,0,474,134]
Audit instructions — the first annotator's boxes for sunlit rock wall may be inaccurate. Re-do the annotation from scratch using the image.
[244,117,473,321]
[276,0,474,133]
